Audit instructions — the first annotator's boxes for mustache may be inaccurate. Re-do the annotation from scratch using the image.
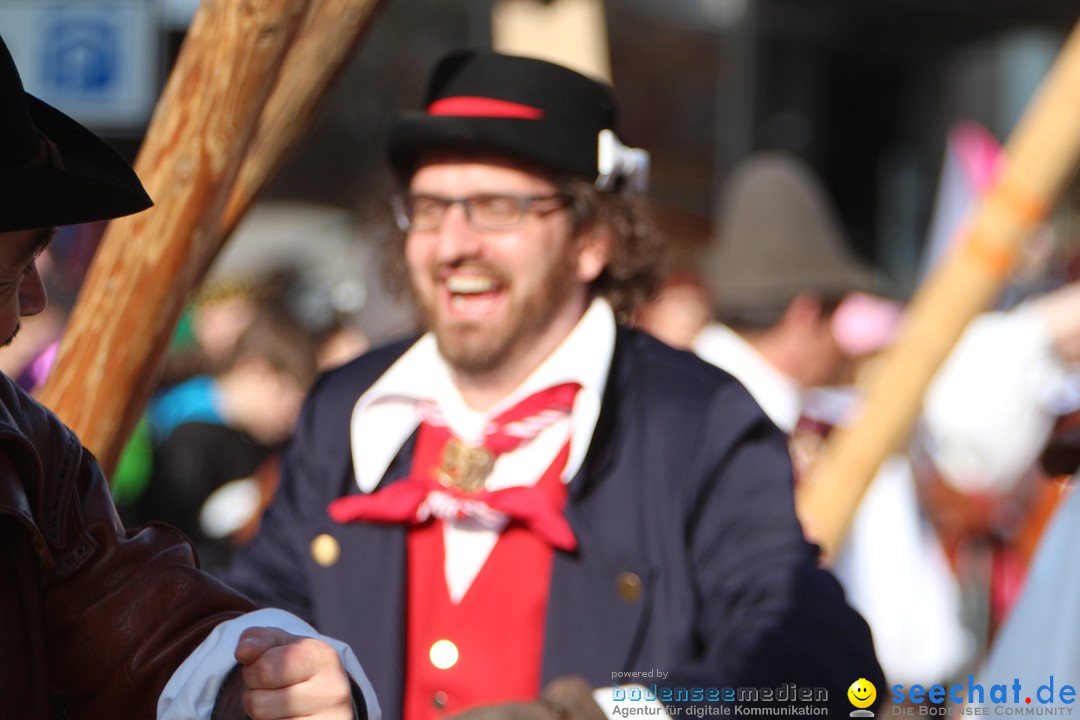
[431,261,510,285]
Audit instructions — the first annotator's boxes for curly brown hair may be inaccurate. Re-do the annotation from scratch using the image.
[379,173,666,322]
[557,176,666,321]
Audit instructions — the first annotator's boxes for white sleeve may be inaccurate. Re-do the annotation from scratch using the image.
[156,608,381,720]
[923,307,1069,494]
[833,456,972,685]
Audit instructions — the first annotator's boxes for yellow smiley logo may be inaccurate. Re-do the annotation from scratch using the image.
[848,678,877,709]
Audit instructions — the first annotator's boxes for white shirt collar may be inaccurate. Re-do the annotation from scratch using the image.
[693,322,803,434]
[350,297,617,492]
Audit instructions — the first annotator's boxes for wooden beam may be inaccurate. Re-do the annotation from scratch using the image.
[796,20,1080,560]
[492,0,612,82]
[38,0,311,473]
[220,0,387,237]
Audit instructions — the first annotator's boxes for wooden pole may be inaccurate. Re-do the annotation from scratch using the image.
[38,0,310,473]
[492,0,612,82]
[796,20,1080,561]
[219,0,386,237]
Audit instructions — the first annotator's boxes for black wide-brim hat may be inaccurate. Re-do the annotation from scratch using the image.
[389,50,619,181]
[0,35,151,233]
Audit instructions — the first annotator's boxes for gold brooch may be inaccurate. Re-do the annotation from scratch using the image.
[436,438,495,494]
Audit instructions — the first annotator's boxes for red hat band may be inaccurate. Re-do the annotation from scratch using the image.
[427,96,544,120]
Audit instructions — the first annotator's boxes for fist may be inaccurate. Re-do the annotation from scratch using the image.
[234,626,354,720]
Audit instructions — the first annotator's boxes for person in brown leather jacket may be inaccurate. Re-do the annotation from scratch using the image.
[0,34,377,720]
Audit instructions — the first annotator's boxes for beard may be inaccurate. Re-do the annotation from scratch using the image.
[414,246,581,377]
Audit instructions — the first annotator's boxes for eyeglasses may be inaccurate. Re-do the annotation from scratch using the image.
[391,192,570,232]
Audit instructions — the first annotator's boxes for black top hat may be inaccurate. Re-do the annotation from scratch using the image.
[389,50,648,192]
[0,35,151,233]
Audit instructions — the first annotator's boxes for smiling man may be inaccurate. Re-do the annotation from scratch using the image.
[226,50,883,719]
[401,154,612,407]
[0,34,377,720]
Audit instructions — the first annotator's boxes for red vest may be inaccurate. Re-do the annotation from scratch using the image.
[403,421,570,719]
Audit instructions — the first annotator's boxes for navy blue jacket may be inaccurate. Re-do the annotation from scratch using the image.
[225,328,883,718]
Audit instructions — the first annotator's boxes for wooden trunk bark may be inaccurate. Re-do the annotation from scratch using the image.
[38,0,311,473]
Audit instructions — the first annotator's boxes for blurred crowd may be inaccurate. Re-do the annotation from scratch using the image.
[635,147,1080,690]
[9,201,411,570]
[9,100,1079,709]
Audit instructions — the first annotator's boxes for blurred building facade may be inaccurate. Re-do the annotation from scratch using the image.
[1,0,1076,301]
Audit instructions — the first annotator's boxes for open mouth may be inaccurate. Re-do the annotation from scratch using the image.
[441,273,507,317]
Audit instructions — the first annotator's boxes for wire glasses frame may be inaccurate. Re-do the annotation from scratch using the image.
[390,192,570,232]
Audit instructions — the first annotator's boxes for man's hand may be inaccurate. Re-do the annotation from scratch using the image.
[234,626,354,720]
[541,676,608,720]
[447,675,607,720]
